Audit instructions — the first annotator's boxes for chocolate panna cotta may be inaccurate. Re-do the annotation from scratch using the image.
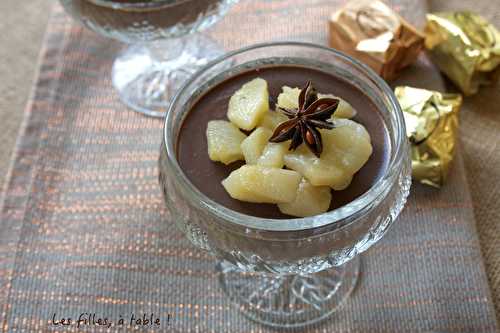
[177,65,390,219]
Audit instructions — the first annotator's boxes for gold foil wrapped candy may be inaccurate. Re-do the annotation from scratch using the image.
[425,12,500,95]
[395,86,462,188]
[329,0,424,81]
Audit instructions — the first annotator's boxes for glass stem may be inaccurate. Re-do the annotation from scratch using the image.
[143,36,187,63]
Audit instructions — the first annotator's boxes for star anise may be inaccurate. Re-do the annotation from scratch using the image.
[269,81,339,157]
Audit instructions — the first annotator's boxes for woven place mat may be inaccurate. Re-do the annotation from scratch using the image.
[0,1,498,332]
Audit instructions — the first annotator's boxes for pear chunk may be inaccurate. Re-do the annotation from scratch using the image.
[278,179,332,217]
[283,119,372,190]
[228,78,269,130]
[284,149,347,190]
[318,93,356,119]
[333,99,356,119]
[241,127,272,164]
[277,86,301,109]
[257,142,288,168]
[206,120,247,165]
[277,86,356,119]
[222,165,301,204]
[259,111,288,131]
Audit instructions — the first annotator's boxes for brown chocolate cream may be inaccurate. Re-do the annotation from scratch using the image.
[176,65,390,219]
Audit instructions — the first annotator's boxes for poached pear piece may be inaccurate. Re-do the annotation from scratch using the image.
[227,77,269,131]
[277,86,302,109]
[259,111,288,131]
[334,99,357,119]
[277,85,356,119]
[241,126,288,168]
[257,142,288,168]
[222,165,302,204]
[241,127,272,164]
[278,179,332,217]
[283,119,372,190]
[206,120,247,165]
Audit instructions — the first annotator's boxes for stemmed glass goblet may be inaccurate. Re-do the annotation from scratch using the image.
[60,0,239,117]
[159,42,412,328]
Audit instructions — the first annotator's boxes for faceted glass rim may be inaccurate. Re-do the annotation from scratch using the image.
[162,41,407,232]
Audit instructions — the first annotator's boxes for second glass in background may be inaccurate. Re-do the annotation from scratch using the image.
[60,0,239,117]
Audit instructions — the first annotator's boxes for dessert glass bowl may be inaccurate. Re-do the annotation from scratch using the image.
[159,42,412,328]
[59,0,238,117]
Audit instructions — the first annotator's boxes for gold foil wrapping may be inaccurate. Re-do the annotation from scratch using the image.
[425,12,500,95]
[329,0,424,81]
[395,86,462,188]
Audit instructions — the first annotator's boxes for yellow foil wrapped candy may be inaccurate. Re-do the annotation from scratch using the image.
[329,0,424,81]
[395,86,462,188]
[425,12,500,95]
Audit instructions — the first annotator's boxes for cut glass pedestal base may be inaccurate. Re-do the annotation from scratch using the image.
[217,256,360,328]
[112,34,225,117]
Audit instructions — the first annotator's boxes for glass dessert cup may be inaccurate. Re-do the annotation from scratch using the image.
[60,0,238,117]
[159,42,412,328]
